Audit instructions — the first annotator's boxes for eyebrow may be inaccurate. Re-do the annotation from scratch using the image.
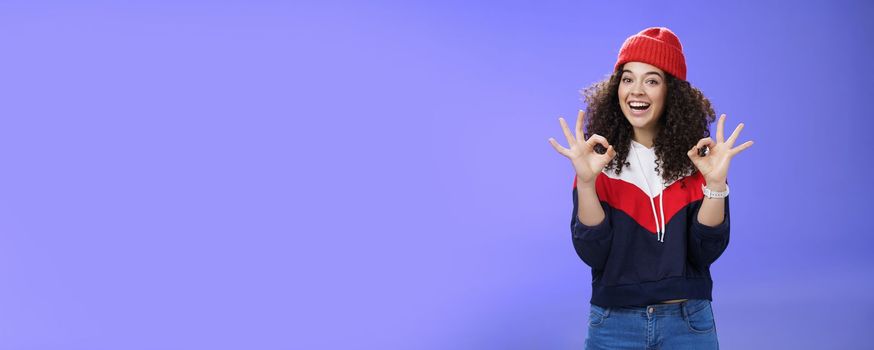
[621,70,664,78]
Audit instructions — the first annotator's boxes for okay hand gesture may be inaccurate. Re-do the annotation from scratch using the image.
[548,110,617,185]
[687,114,754,185]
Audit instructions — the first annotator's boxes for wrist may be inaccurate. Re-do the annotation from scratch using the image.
[576,175,597,188]
[705,181,727,192]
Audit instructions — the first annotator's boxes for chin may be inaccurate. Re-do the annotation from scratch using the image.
[622,114,652,128]
[623,110,661,130]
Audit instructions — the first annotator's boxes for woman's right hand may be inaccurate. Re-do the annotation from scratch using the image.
[548,110,616,185]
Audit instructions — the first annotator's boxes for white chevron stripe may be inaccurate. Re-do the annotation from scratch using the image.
[601,140,686,198]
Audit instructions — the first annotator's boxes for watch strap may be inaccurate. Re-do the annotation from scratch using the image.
[702,183,729,199]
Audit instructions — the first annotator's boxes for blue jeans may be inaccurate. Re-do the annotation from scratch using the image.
[585,299,719,350]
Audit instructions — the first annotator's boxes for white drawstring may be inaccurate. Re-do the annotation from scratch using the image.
[631,143,666,243]
[658,182,666,242]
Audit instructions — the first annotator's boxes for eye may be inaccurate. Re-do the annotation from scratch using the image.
[646,79,660,85]
[621,77,632,83]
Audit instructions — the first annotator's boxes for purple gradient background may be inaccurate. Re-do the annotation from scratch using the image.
[0,0,872,349]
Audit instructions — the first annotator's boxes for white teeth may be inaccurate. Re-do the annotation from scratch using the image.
[629,101,650,108]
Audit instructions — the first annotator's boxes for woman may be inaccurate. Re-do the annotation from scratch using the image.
[548,27,753,349]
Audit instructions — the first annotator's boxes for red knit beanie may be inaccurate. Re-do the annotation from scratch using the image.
[614,27,687,81]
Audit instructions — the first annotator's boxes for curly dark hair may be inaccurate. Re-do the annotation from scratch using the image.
[581,65,716,184]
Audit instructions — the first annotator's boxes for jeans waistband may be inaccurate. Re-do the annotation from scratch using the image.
[592,299,710,318]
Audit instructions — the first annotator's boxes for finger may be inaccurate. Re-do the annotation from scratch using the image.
[730,140,754,155]
[585,133,611,149]
[694,137,715,150]
[689,138,714,158]
[726,122,745,147]
[548,138,571,157]
[575,110,585,142]
[716,114,726,143]
[559,117,575,147]
[605,145,616,160]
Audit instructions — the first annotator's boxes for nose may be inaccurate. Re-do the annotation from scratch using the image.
[630,82,645,95]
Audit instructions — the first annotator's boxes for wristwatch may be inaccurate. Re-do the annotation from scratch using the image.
[702,184,729,199]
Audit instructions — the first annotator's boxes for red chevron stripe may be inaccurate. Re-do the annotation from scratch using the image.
[573,172,706,234]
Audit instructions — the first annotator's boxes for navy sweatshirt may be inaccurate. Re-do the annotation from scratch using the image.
[570,144,730,308]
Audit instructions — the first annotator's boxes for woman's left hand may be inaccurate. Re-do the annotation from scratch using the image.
[687,114,754,186]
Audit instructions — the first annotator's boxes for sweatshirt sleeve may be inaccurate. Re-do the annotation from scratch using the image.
[570,185,614,270]
[687,195,731,268]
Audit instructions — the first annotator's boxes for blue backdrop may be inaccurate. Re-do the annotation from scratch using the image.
[0,0,871,349]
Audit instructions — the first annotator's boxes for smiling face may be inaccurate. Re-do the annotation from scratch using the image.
[618,61,668,143]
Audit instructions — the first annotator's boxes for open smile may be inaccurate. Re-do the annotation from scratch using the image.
[628,101,651,115]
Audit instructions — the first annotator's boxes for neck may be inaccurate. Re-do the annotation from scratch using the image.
[632,128,657,148]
